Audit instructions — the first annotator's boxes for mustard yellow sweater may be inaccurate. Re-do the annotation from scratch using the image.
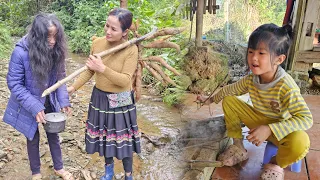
[211,67,313,141]
[72,37,138,93]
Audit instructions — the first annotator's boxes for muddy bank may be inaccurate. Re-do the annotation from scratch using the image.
[0,54,218,180]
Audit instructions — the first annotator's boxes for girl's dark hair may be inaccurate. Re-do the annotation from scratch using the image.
[247,23,293,69]
[108,8,133,32]
[27,13,67,87]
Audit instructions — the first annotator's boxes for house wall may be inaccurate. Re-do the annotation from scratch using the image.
[287,0,320,90]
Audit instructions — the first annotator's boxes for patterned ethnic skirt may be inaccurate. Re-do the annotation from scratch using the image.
[85,86,141,160]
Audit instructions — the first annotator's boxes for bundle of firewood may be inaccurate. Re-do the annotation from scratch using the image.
[129,21,186,101]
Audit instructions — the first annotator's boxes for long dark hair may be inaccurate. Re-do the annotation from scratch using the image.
[246,23,293,70]
[108,8,133,32]
[27,13,67,86]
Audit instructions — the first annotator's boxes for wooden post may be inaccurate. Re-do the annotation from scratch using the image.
[298,0,320,51]
[120,0,128,9]
[195,0,204,47]
[287,0,307,70]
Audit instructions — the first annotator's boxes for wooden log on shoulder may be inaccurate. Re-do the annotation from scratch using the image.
[41,27,157,97]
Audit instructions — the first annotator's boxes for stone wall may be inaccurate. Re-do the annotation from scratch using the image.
[288,61,314,93]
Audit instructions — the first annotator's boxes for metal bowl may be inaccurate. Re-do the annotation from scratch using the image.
[43,112,66,133]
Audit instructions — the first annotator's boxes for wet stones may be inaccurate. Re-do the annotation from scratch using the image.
[59,132,74,143]
[185,114,226,140]
[181,115,229,180]
[0,162,5,169]
[0,150,7,159]
[12,132,20,136]
[115,172,124,179]
[12,147,20,154]
[146,143,155,153]
[229,64,247,83]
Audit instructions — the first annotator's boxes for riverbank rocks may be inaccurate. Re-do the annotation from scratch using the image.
[181,115,230,180]
[0,150,7,159]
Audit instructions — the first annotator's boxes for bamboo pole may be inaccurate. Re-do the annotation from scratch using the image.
[41,27,158,97]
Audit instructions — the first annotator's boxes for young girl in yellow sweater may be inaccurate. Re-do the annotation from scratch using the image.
[198,23,313,180]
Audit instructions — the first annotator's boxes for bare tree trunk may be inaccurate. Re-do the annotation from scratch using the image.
[36,0,40,13]
[195,0,204,47]
[120,0,128,9]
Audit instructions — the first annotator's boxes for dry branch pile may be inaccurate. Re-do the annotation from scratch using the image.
[130,21,186,101]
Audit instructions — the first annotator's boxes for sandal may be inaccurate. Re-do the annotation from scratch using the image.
[217,144,249,166]
[31,174,42,180]
[260,163,284,180]
[54,169,74,180]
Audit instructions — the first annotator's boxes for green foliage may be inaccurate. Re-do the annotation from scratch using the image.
[205,0,286,45]
[50,0,117,53]
[0,23,13,59]
[0,0,37,36]
[0,0,54,36]
[48,0,189,106]
[162,87,186,107]
[50,0,187,54]
[248,0,286,25]
[128,0,185,34]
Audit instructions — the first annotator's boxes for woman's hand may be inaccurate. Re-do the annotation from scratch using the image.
[61,106,72,116]
[247,125,272,146]
[86,55,106,73]
[196,95,212,105]
[67,86,76,96]
[36,110,46,124]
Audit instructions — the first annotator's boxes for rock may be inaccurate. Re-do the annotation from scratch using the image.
[90,171,97,179]
[13,132,21,136]
[0,150,7,159]
[135,174,142,180]
[146,143,155,153]
[137,154,146,160]
[44,157,51,163]
[0,162,5,169]
[114,172,124,180]
[12,147,21,154]
[60,132,74,142]
[40,149,46,157]
[140,170,147,177]
[6,154,13,161]
[81,169,92,180]
[3,140,10,146]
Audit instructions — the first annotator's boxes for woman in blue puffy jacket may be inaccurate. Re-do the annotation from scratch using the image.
[3,13,74,180]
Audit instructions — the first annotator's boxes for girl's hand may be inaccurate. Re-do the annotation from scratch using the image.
[61,106,72,116]
[247,125,272,146]
[67,86,75,96]
[36,110,46,124]
[196,95,211,105]
[86,55,106,73]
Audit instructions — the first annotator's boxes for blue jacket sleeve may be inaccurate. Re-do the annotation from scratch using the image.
[6,48,45,117]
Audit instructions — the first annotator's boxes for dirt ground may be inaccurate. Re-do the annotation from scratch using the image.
[0,57,194,180]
